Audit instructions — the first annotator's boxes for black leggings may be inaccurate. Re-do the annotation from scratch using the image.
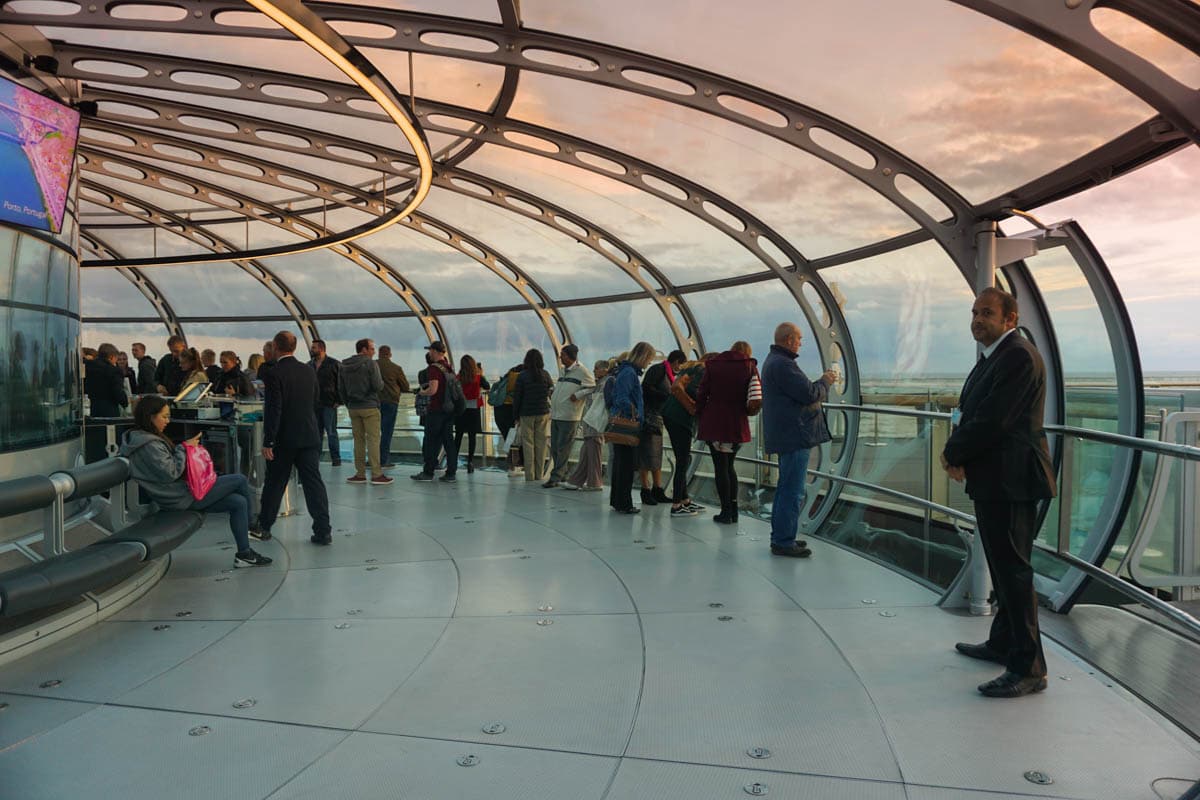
[708,443,741,516]
[609,443,636,511]
[665,421,693,503]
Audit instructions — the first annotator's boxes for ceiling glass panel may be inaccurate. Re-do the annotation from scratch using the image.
[682,283,821,378]
[78,224,211,261]
[265,249,412,315]
[459,145,764,283]
[417,187,643,300]
[357,223,532,309]
[134,263,291,318]
[80,269,167,319]
[561,301,677,364]
[328,0,500,21]
[437,311,554,384]
[180,321,303,364]
[82,320,170,351]
[1006,146,1200,373]
[309,317,430,378]
[820,241,975,389]
[508,74,917,258]
[520,0,1158,203]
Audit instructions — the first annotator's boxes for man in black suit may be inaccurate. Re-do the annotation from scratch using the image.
[84,342,128,417]
[256,331,332,545]
[942,287,1056,698]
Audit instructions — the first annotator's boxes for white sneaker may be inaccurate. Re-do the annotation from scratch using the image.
[561,483,580,491]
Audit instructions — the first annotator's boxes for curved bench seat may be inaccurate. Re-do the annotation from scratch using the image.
[0,543,145,617]
[96,511,203,561]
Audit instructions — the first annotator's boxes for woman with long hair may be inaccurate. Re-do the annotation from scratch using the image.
[661,353,715,516]
[119,396,272,567]
[177,347,208,388]
[696,340,758,523]
[607,341,656,513]
[454,354,491,474]
[510,348,553,481]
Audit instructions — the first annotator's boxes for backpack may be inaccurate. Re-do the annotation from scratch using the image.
[435,363,467,416]
[487,373,508,407]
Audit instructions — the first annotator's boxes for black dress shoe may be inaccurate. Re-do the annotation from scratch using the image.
[640,489,658,506]
[712,513,734,524]
[978,671,1047,698]
[770,543,812,558]
[651,487,671,503]
[955,642,1007,666]
[309,534,332,546]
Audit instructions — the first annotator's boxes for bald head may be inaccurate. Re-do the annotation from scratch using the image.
[774,322,802,346]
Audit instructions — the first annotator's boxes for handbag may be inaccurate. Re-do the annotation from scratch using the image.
[183,442,217,501]
[604,414,641,447]
[746,372,763,416]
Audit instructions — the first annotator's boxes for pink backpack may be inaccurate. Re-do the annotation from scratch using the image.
[183,442,217,500]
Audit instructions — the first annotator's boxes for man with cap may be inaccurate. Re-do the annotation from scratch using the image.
[412,341,459,483]
[544,344,595,488]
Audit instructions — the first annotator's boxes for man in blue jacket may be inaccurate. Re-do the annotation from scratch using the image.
[761,323,836,558]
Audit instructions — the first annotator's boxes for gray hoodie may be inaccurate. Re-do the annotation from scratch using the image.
[118,429,193,510]
[338,354,383,409]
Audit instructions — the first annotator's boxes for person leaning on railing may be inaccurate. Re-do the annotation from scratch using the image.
[119,395,271,568]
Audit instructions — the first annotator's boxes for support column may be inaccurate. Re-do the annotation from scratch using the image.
[968,222,998,616]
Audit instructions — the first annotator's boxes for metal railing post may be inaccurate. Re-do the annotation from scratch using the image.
[1057,435,1075,555]
[43,473,75,556]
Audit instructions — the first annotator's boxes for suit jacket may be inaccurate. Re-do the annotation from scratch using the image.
[263,355,320,450]
[943,332,1056,502]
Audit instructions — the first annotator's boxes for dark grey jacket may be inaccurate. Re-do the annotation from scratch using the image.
[338,354,383,409]
[119,429,193,510]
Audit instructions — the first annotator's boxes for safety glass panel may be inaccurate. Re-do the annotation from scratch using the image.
[508,73,918,258]
[2,306,79,450]
[79,269,163,319]
[358,223,532,310]
[560,301,678,364]
[458,145,767,284]
[520,0,1158,203]
[309,318,430,379]
[820,241,976,396]
[417,187,644,300]
[132,263,292,318]
[264,249,413,315]
[436,312,554,384]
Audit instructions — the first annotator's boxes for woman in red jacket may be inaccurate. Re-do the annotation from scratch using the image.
[455,354,490,474]
[695,341,758,524]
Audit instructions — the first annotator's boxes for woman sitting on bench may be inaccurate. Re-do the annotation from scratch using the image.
[120,396,272,568]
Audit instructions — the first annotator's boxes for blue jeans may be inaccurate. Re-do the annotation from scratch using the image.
[191,473,252,552]
[317,406,341,462]
[770,448,810,547]
[379,402,398,465]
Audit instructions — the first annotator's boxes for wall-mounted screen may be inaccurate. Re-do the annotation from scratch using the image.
[0,75,80,233]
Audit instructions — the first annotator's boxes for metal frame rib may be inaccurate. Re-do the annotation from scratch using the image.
[79,233,184,340]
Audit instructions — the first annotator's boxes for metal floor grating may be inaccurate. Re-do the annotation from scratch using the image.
[0,467,1197,799]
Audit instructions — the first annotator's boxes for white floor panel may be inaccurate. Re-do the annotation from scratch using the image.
[0,693,97,750]
[109,568,286,621]
[717,536,941,609]
[905,787,1065,800]
[283,527,449,570]
[453,550,633,617]
[120,618,449,729]
[268,732,616,800]
[605,758,907,800]
[0,705,344,800]
[416,515,582,559]
[627,611,903,781]
[363,615,642,755]
[810,606,1200,799]
[593,542,800,614]
[251,561,457,620]
[0,620,238,703]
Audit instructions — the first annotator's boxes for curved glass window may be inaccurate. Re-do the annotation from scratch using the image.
[417,187,643,300]
[1,228,80,452]
[133,263,293,318]
[459,145,766,283]
[508,73,918,258]
[560,300,678,364]
[521,0,1157,202]
[259,249,413,316]
[83,321,170,353]
[681,282,819,375]
[181,322,304,365]
[309,317,430,379]
[436,312,554,383]
[80,268,163,319]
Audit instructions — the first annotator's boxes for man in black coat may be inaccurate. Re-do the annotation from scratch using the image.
[257,331,332,545]
[131,342,157,394]
[154,335,188,396]
[942,287,1056,698]
[84,342,128,417]
[308,338,342,466]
